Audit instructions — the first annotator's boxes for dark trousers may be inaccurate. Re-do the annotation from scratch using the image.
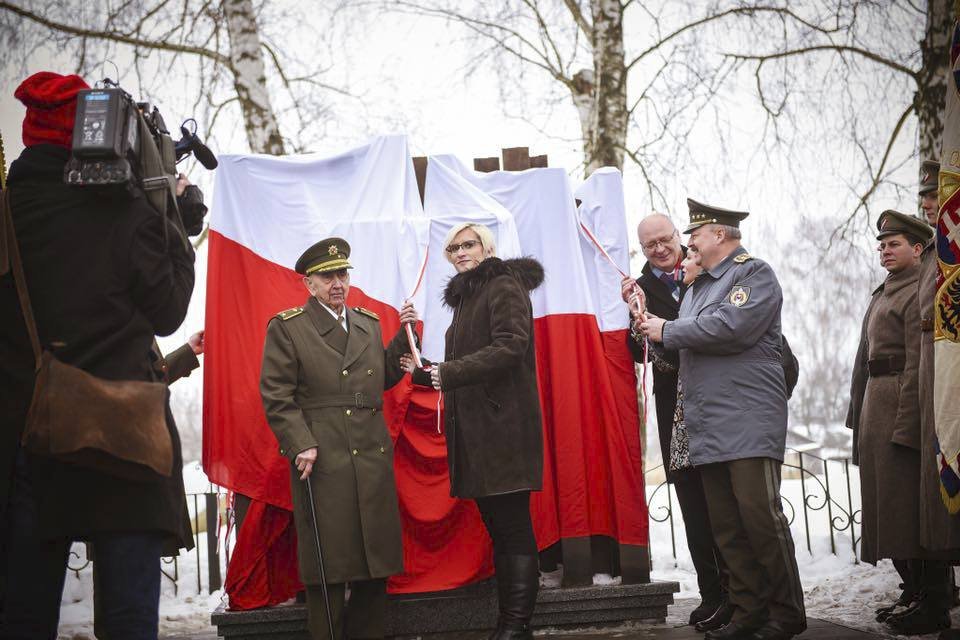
[0,449,163,639]
[306,579,387,640]
[700,457,806,630]
[475,491,538,557]
[672,467,726,603]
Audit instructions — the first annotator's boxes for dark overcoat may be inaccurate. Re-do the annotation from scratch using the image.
[0,144,195,551]
[847,265,924,564]
[260,298,407,584]
[917,243,960,551]
[438,257,545,499]
[627,257,687,482]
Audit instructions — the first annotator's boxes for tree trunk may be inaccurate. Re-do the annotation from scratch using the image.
[571,0,627,173]
[917,0,952,162]
[223,0,285,155]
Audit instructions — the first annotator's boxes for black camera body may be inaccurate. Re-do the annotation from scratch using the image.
[64,82,216,241]
[65,88,143,186]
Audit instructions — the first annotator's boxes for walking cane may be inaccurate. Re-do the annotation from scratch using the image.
[304,478,338,640]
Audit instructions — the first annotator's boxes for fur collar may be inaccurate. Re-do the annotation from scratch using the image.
[443,257,544,307]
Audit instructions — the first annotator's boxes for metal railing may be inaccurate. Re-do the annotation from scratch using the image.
[66,491,233,595]
[646,448,862,563]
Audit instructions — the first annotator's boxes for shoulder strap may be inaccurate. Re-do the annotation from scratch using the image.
[1,188,43,368]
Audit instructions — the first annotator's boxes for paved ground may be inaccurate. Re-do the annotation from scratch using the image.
[161,599,892,639]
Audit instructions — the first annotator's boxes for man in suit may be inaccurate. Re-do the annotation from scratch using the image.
[260,237,416,639]
[620,213,726,627]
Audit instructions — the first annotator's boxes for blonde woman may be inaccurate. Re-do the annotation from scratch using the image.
[410,222,544,640]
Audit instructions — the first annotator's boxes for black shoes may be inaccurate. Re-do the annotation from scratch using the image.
[749,620,805,640]
[695,601,735,632]
[488,554,539,640]
[876,582,919,622]
[885,598,950,636]
[690,598,726,625]
[704,620,763,640]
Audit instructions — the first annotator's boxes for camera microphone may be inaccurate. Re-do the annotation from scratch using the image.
[175,122,218,170]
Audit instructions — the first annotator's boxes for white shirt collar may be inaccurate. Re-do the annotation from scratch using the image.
[317,300,348,332]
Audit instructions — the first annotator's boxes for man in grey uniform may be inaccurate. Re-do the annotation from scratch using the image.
[641,199,805,640]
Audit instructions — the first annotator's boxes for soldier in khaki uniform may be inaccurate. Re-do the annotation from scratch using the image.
[260,237,416,640]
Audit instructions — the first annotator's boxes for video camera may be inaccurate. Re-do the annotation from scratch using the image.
[64,79,217,239]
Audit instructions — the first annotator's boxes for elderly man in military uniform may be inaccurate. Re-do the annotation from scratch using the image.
[640,200,805,640]
[260,237,417,640]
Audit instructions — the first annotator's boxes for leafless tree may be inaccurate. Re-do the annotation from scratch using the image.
[388,1,948,220]
[0,0,354,156]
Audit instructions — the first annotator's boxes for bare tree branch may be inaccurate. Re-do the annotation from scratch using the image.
[561,0,590,38]
[0,1,231,66]
[727,45,918,80]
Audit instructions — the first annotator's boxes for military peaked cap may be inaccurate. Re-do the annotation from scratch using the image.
[295,237,353,275]
[876,209,933,243]
[919,159,940,196]
[683,198,750,234]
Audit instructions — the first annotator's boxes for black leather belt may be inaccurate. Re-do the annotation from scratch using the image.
[302,393,382,410]
[868,355,906,377]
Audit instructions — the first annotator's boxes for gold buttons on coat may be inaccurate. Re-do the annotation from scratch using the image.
[371,408,377,415]
[342,369,348,376]
[379,446,386,454]
[352,449,359,456]
[367,369,374,376]
[345,409,352,416]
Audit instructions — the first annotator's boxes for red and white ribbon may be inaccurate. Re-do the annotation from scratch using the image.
[404,241,430,369]
[578,220,651,430]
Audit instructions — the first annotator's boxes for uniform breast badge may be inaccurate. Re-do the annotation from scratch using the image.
[728,286,750,307]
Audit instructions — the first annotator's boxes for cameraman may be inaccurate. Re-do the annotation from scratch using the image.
[0,72,198,638]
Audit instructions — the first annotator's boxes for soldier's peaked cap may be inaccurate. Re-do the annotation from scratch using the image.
[876,209,933,243]
[295,237,353,275]
[919,159,939,196]
[683,198,750,234]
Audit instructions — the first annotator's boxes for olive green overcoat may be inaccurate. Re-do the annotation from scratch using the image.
[260,296,407,584]
[918,242,960,551]
[849,265,924,564]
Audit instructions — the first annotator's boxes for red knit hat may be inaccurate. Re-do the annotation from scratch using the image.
[14,72,90,149]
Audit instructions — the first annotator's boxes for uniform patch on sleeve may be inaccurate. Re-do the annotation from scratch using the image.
[728,286,751,307]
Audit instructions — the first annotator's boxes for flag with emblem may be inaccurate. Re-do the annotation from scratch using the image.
[935,14,960,512]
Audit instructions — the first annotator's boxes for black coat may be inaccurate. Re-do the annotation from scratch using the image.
[627,260,687,482]
[438,257,545,498]
[0,145,195,550]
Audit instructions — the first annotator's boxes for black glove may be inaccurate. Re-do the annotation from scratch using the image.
[411,358,434,387]
[177,185,208,236]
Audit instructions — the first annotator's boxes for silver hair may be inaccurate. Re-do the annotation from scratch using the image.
[716,224,742,240]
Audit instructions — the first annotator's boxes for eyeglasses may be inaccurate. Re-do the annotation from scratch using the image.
[640,231,678,252]
[445,240,481,254]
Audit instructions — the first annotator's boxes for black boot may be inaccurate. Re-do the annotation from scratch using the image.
[695,600,735,633]
[489,555,539,640]
[876,582,919,623]
[690,596,725,625]
[886,598,951,636]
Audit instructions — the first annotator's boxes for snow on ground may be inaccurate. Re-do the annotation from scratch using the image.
[56,459,925,638]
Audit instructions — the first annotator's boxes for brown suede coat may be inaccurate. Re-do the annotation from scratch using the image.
[438,257,545,499]
[849,265,923,563]
[260,297,407,584]
[918,242,960,551]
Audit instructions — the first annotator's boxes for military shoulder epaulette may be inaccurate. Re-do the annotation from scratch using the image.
[733,253,753,263]
[354,307,379,321]
[276,307,304,320]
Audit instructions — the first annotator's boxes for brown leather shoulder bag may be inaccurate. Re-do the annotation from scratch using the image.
[0,188,173,481]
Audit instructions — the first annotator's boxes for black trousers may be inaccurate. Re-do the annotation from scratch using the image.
[893,558,953,607]
[672,467,726,603]
[700,458,806,631]
[475,491,537,557]
[306,579,386,640]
